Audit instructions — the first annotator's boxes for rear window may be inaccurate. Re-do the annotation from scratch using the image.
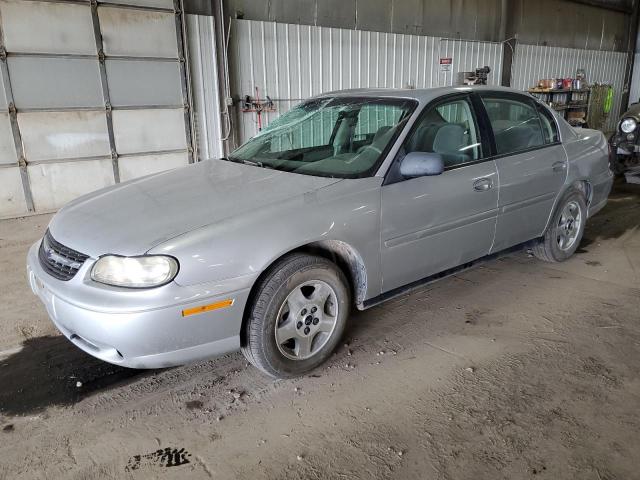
[482,97,545,155]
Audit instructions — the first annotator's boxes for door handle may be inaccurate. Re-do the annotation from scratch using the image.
[473,178,493,192]
[552,161,567,172]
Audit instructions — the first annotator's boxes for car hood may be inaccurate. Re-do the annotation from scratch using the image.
[48,159,342,257]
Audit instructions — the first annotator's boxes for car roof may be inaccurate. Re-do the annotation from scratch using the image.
[315,85,528,103]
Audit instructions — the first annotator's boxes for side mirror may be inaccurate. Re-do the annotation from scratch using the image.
[399,152,444,178]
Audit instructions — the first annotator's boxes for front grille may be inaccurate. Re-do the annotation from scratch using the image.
[38,230,89,281]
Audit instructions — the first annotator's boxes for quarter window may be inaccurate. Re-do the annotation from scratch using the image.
[482,97,545,155]
[405,97,481,168]
[536,104,560,144]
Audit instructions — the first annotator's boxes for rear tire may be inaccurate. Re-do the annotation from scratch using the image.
[241,253,350,378]
[533,189,587,263]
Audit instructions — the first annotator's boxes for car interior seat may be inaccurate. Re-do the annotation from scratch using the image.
[406,123,441,152]
[432,123,470,166]
[372,125,392,143]
[494,122,543,154]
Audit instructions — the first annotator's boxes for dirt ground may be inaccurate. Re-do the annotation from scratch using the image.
[0,181,639,480]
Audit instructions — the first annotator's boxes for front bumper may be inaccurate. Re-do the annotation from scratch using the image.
[26,241,254,369]
[615,145,640,155]
[610,133,640,155]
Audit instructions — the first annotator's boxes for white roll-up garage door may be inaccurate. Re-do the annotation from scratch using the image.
[0,0,193,218]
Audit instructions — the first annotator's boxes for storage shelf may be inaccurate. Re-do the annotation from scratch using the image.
[529,87,590,126]
[553,103,589,111]
[528,88,590,94]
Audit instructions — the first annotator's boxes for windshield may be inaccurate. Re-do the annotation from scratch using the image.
[228,97,417,178]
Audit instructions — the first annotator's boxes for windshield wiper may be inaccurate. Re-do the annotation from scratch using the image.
[221,156,243,164]
[224,156,274,170]
[241,159,264,167]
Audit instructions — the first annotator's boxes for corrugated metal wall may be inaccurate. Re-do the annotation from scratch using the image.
[187,13,225,161]
[229,19,503,143]
[629,53,640,108]
[0,0,193,218]
[1,3,633,219]
[509,0,630,51]
[511,43,627,131]
[225,0,631,50]
[225,0,504,41]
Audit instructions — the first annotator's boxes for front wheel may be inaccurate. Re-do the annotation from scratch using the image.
[241,253,351,378]
[532,189,587,262]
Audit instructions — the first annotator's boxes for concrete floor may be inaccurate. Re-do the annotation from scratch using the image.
[0,181,639,480]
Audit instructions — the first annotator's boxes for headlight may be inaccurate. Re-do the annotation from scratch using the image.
[91,255,179,288]
[620,118,636,133]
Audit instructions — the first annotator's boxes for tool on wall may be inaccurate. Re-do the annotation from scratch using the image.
[460,66,492,85]
[242,87,275,132]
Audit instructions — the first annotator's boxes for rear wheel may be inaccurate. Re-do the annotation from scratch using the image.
[533,189,587,262]
[241,253,350,378]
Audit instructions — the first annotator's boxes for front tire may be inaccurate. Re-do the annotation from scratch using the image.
[241,253,351,378]
[533,189,587,262]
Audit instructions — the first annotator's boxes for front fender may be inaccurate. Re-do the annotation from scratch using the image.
[149,177,383,300]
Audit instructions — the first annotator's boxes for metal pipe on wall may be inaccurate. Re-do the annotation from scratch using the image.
[215,0,235,153]
[499,0,516,87]
[621,0,640,109]
[183,0,231,158]
[565,0,633,13]
[174,0,196,164]
[19,0,175,13]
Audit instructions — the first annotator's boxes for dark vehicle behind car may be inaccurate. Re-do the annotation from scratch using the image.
[609,102,640,174]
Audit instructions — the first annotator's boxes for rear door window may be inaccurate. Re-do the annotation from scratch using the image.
[481,97,545,155]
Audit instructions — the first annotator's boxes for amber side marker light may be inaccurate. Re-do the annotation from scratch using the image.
[182,299,234,317]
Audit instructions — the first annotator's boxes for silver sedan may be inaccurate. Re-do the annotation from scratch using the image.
[27,86,613,378]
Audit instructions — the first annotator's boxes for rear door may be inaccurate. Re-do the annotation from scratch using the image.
[380,94,499,293]
[478,93,567,252]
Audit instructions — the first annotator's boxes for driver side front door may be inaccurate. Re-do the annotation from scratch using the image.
[380,95,499,292]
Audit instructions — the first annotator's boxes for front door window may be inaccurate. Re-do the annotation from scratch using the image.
[404,97,482,168]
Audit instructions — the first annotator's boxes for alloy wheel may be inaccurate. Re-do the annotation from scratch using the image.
[555,200,582,251]
[274,280,339,360]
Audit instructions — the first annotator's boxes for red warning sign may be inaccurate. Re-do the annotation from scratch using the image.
[440,57,452,71]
